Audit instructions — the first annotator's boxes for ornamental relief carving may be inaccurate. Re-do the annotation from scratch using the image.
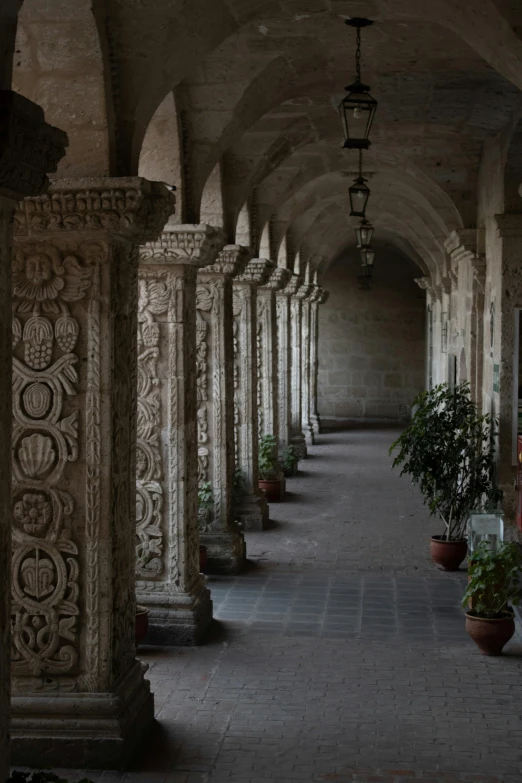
[11,242,96,685]
[196,283,219,527]
[135,275,172,579]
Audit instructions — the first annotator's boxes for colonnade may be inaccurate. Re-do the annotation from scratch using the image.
[0,96,329,771]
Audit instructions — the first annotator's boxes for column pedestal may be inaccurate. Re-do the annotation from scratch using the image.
[233,256,271,531]
[197,247,247,574]
[136,225,224,645]
[0,90,66,780]
[10,178,174,769]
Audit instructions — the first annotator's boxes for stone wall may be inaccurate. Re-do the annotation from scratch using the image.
[318,247,425,421]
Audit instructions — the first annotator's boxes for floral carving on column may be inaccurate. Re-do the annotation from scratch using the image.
[275,273,302,451]
[11,242,95,682]
[0,90,67,782]
[196,247,248,574]
[257,266,290,447]
[135,225,223,644]
[10,178,175,768]
[310,285,328,435]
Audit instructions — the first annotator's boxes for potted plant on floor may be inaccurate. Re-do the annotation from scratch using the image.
[390,382,496,571]
[463,541,521,655]
[259,433,285,501]
[197,481,213,571]
[281,444,299,478]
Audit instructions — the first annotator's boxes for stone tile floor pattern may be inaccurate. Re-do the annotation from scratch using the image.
[23,425,522,782]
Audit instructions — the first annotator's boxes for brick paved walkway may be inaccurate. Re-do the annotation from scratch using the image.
[23,426,522,782]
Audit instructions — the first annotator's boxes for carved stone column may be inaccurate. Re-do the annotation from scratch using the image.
[275,273,302,451]
[197,246,247,574]
[257,267,291,448]
[310,286,328,436]
[232,255,271,531]
[0,90,66,783]
[136,225,224,645]
[300,290,314,446]
[10,178,174,769]
[290,281,313,459]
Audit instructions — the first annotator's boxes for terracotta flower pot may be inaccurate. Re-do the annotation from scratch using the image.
[199,544,208,573]
[430,535,467,571]
[135,605,149,647]
[259,478,285,502]
[465,611,515,656]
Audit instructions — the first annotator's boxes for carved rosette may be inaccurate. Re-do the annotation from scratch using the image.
[11,179,175,700]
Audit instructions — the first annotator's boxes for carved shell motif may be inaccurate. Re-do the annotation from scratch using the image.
[17,433,56,479]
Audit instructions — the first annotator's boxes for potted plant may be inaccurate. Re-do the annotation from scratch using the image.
[135,605,149,647]
[258,433,285,501]
[281,444,299,478]
[197,481,213,571]
[463,541,521,656]
[390,382,496,571]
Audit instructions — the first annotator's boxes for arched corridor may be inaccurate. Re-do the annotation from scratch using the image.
[28,426,522,783]
[4,1,522,779]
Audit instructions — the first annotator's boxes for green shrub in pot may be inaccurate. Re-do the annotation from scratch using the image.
[258,434,283,480]
[281,444,299,477]
[390,382,496,569]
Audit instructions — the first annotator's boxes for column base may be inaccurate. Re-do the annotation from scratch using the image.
[234,492,269,531]
[291,432,307,459]
[201,528,246,575]
[137,579,213,646]
[311,414,321,436]
[11,662,154,771]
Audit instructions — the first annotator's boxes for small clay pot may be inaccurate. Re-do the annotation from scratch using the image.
[465,612,515,656]
[199,544,208,573]
[430,536,467,571]
[135,605,149,647]
[259,478,285,502]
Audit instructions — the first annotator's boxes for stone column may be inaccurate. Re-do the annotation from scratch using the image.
[257,266,291,447]
[233,255,271,531]
[0,91,66,783]
[10,178,174,769]
[275,273,302,451]
[310,286,328,436]
[301,290,314,446]
[136,225,224,644]
[196,246,247,574]
[290,282,313,458]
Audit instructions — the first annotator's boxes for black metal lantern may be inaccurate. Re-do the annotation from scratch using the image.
[355,219,374,248]
[360,246,375,269]
[339,18,377,150]
[349,150,370,218]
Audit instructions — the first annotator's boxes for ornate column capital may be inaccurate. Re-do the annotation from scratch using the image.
[295,282,315,301]
[204,244,249,277]
[0,91,68,201]
[260,265,291,292]
[279,273,303,297]
[235,257,272,286]
[140,223,225,267]
[14,177,175,244]
[414,276,435,299]
[316,286,329,304]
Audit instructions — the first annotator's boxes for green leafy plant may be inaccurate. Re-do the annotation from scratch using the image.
[390,382,496,541]
[281,444,299,477]
[463,541,522,618]
[7,772,93,783]
[258,434,283,480]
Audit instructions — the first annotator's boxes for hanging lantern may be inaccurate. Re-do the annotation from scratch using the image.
[339,18,377,150]
[349,150,370,218]
[360,246,375,269]
[355,219,374,248]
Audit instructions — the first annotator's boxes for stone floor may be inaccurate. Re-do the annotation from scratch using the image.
[22,424,522,782]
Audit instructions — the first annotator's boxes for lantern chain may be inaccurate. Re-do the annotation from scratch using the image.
[355,25,362,82]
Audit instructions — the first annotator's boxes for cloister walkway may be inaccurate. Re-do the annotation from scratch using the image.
[35,426,522,783]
